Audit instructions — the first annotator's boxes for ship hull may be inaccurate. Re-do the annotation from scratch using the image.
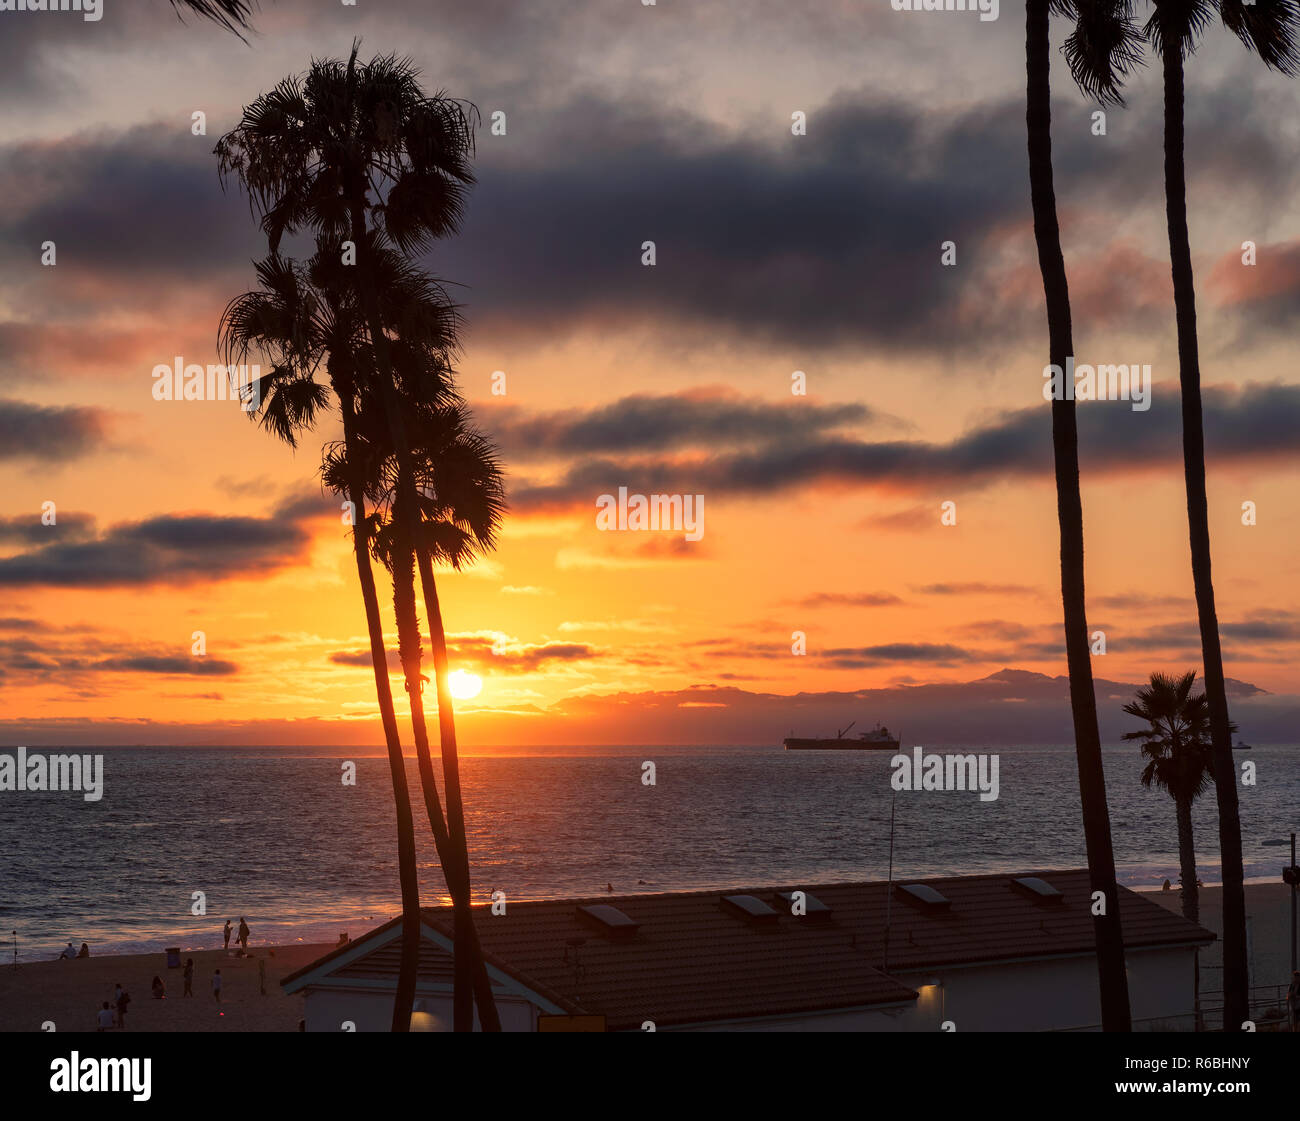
[783,737,900,751]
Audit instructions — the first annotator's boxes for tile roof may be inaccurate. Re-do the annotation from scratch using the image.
[286,868,1214,1030]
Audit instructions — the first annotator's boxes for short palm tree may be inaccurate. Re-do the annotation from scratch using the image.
[1026,0,1142,1031]
[1143,0,1300,1030]
[1123,671,1221,924]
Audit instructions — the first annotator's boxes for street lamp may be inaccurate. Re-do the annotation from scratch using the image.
[1262,833,1298,974]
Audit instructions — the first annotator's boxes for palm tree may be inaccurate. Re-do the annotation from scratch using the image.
[1026,0,1141,1031]
[218,253,427,1031]
[219,245,503,1030]
[216,45,492,1030]
[169,0,254,34]
[1122,671,1221,924]
[1143,0,1300,1030]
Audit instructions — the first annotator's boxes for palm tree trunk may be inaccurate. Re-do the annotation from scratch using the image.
[340,400,421,1032]
[1026,0,1131,1031]
[389,527,499,1031]
[415,547,502,1031]
[1175,794,1199,926]
[1159,43,1248,1031]
[345,195,495,1031]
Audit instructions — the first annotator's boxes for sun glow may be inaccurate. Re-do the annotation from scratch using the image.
[448,669,483,700]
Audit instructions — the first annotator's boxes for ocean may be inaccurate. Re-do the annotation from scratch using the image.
[1,743,1293,962]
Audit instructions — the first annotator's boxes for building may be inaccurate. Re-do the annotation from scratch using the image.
[281,868,1214,1031]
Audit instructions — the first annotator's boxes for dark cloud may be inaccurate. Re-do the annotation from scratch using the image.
[823,642,975,668]
[0,511,96,544]
[0,399,109,461]
[489,393,871,459]
[0,511,311,587]
[509,381,1300,511]
[0,634,238,678]
[794,592,904,608]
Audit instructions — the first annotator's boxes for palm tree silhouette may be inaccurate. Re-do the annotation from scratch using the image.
[1143,0,1299,1030]
[1122,671,1224,925]
[216,43,491,1031]
[219,241,503,1030]
[218,251,428,1031]
[1026,0,1141,1031]
[169,0,254,35]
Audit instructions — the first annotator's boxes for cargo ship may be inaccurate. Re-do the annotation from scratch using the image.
[783,721,900,751]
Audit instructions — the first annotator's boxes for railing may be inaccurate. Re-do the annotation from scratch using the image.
[1053,985,1294,1032]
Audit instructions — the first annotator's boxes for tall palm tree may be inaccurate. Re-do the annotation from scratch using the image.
[1122,671,1221,924]
[218,253,426,1031]
[216,46,492,1030]
[1026,0,1141,1031]
[1143,0,1300,1029]
[220,246,502,1030]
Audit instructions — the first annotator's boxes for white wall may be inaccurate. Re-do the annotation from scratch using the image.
[304,987,538,1032]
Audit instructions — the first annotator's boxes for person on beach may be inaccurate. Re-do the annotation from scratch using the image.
[1288,971,1300,1032]
[56,942,76,960]
[115,987,131,1030]
[96,1001,114,1031]
[223,920,232,950]
[212,968,222,1003]
[238,917,250,952]
[151,975,165,999]
[77,942,89,958]
[183,957,194,996]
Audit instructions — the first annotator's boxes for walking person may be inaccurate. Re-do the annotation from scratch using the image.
[115,986,131,1030]
[237,916,250,953]
[183,957,194,997]
[222,920,232,950]
[212,968,222,1004]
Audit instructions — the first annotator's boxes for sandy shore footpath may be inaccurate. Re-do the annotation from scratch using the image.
[0,944,331,1033]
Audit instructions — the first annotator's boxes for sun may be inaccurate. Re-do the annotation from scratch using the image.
[448,669,483,701]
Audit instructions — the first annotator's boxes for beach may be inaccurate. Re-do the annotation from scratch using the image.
[2,882,1294,1032]
[0,943,330,1034]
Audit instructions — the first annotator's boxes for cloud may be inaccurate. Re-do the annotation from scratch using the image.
[509,381,1300,513]
[794,592,904,608]
[0,399,110,461]
[0,510,313,587]
[489,390,872,460]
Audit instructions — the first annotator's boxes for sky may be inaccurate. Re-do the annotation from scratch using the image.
[2,0,1299,746]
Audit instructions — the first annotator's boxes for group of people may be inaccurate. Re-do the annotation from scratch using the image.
[55,942,90,960]
[94,960,226,1028]
[222,917,251,954]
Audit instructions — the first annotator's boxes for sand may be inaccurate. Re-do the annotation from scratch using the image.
[0,943,331,1033]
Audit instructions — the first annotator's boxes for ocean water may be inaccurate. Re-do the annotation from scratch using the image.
[1,743,1294,962]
